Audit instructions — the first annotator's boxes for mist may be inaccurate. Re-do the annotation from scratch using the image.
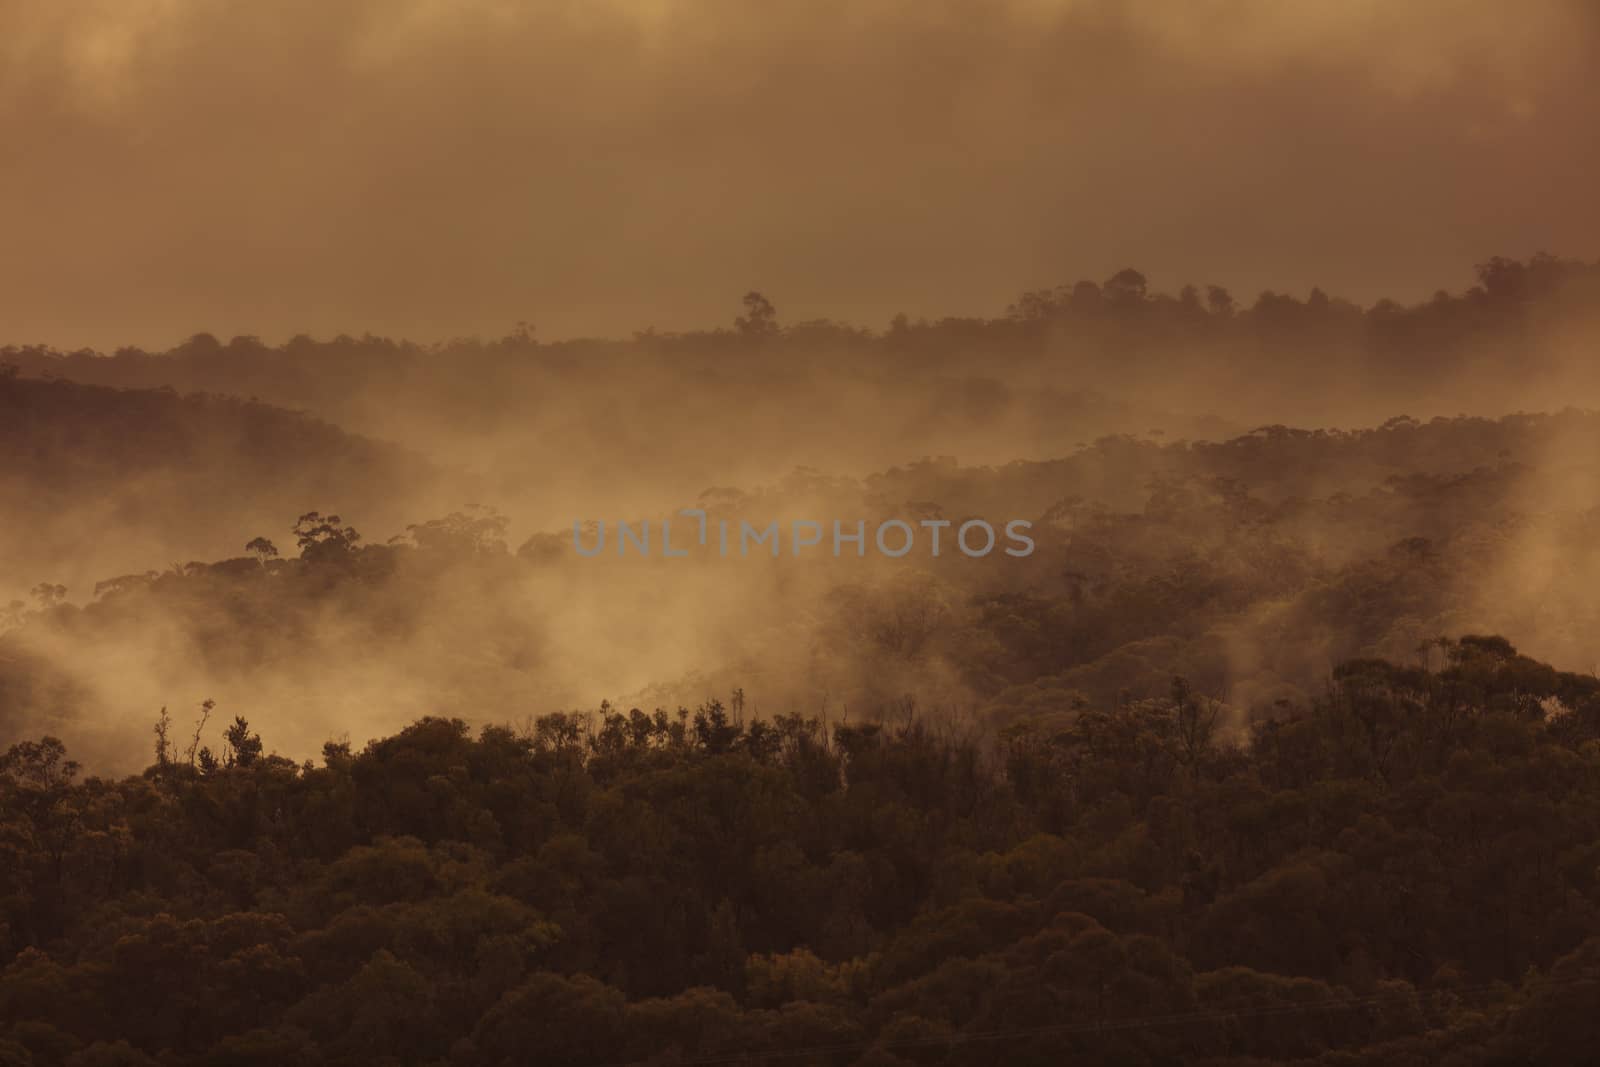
[13,5,1600,1059]
[3,0,1597,350]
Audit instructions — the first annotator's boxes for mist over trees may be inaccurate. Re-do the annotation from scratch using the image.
[0,372,444,598]
[7,257,1600,1062]
[10,400,1600,770]
[5,254,1597,591]
[6,0,1600,1057]
[8,255,1598,425]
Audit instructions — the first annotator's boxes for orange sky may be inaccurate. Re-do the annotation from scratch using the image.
[2,0,1597,349]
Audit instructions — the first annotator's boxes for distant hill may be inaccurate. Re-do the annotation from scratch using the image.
[0,370,452,600]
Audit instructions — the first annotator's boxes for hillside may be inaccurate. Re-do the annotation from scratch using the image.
[0,371,450,601]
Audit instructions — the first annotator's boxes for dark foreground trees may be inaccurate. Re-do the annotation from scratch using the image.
[4,638,1600,1064]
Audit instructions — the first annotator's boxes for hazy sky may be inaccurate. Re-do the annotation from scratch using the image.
[3,0,1597,350]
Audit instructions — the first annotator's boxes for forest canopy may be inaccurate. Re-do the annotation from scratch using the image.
[4,636,1600,1064]
[6,256,1600,1063]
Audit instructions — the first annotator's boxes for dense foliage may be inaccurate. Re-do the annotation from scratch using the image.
[4,636,1600,1065]
[6,256,1600,1063]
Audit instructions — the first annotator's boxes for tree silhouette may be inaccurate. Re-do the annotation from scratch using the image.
[293,512,361,563]
[245,536,279,562]
[222,716,263,768]
[735,291,778,338]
